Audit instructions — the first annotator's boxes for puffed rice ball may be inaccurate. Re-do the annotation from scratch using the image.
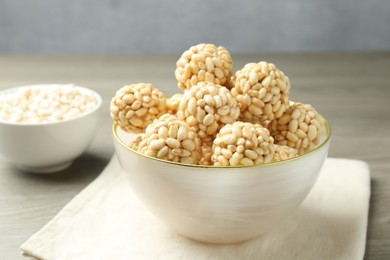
[175,43,233,90]
[136,114,202,165]
[211,122,275,166]
[199,143,213,166]
[176,82,240,144]
[130,135,142,150]
[231,61,290,125]
[273,145,298,162]
[166,93,183,114]
[110,83,167,133]
[268,102,324,155]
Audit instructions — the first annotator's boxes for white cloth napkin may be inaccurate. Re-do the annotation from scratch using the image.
[21,156,370,260]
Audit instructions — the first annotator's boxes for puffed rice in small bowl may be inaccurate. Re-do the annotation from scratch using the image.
[112,112,331,244]
[0,84,102,173]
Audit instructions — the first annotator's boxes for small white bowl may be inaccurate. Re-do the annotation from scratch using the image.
[0,84,102,173]
[113,118,331,244]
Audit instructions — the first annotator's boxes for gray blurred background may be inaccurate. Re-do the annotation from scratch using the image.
[0,0,389,54]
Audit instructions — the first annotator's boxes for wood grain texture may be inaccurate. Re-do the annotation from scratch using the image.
[0,53,389,259]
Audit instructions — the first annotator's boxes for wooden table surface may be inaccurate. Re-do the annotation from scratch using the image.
[0,53,389,259]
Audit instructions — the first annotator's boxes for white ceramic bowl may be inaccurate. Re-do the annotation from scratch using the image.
[113,118,331,244]
[0,84,102,173]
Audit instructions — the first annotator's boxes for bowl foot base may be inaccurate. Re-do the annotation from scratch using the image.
[17,161,73,174]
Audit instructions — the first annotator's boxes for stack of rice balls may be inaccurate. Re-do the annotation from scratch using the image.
[110,43,326,166]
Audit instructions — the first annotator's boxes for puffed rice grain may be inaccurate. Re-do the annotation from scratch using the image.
[166,93,183,114]
[272,145,298,162]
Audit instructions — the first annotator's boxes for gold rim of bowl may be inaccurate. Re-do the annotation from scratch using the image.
[112,115,331,169]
